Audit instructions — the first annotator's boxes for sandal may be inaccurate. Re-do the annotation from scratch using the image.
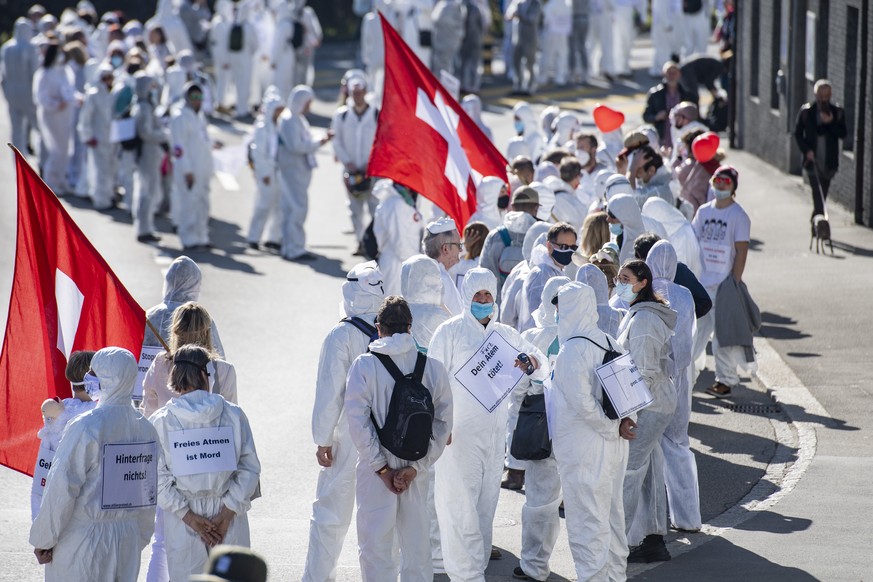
[706,382,732,398]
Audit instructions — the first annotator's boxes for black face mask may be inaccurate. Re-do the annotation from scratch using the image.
[497,195,509,210]
[551,248,574,266]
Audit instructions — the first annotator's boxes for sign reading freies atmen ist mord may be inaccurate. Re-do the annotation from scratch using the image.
[454,330,525,413]
[168,426,238,477]
[101,441,158,510]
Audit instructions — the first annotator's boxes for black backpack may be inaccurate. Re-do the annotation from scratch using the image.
[571,336,622,420]
[370,351,434,461]
[290,20,305,49]
[229,23,244,52]
[342,316,379,345]
[361,220,379,261]
[683,0,703,13]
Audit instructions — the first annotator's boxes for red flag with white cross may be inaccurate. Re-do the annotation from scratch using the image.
[367,13,508,231]
[0,148,146,476]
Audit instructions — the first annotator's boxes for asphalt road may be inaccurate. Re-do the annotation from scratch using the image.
[1,34,864,581]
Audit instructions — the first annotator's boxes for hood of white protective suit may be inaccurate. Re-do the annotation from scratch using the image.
[574,263,610,305]
[605,174,634,200]
[461,268,498,323]
[535,161,559,182]
[531,181,555,222]
[556,281,601,343]
[123,19,143,37]
[513,102,538,135]
[215,0,234,21]
[594,169,616,199]
[163,256,202,303]
[342,261,386,317]
[134,73,154,100]
[507,139,530,160]
[523,221,551,262]
[401,255,442,306]
[156,0,174,17]
[261,91,284,123]
[287,85,314,115]
[92,347,138,406]
[646,239,678,281]
[177,50,196,73]
[642,197,685,237]
[629,300,678,331]
[369,332,416,356]
[607,194,644,233]
[552,112,579,144]
[532,276,570,329]
[171,389,226,423]
[530,233,552,268]
[476,176,504,212]
[461,94,483,120]
[14,17,32,42]
[504,210,537,236]
[540,105,560,136]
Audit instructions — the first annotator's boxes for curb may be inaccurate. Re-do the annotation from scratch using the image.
[629,336,829,577]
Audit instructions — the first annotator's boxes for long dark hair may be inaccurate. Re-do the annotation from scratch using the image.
[43,43,59,68]
[622,260,666,305]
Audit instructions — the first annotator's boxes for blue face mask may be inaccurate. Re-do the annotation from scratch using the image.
[614,282,638,303]
[471,301,494,320]
[110,55,123,69]
[609,222,623,236]
[551,248,574,266]
[514,120,525,135]
[83,372,101,401]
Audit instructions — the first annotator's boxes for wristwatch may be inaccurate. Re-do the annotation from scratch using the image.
[376,464,389,476]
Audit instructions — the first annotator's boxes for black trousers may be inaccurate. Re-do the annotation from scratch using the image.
[806,166,833,219]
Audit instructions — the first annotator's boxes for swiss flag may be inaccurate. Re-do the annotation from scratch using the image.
[367,13,508,230]
[0,148,146,476]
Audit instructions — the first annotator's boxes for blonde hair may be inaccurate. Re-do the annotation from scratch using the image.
[581,211,610,256]
[167,302,217,358]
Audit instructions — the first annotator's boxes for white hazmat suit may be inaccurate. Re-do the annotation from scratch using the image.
[34,60,77,194]
[247,92,284,247]
[551,282,629,581]
[29,348,159,582]
[133,74,169,238]
[401,255,451,351]
[429,268,547,581]
[373,181,424,296]
[77,68,117,210]
[499,220,551,328]
[1,19,38,151]
[170,93,214,248]
[574,263,626,338]
[303,262,386,582]
[466,176,504,230]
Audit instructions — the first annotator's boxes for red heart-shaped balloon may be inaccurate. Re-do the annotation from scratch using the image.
[593,104,625,133]
[692,131,720,163]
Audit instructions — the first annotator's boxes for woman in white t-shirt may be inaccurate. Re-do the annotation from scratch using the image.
[691,165,751,398]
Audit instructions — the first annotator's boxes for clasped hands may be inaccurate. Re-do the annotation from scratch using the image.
[183,504,236,546]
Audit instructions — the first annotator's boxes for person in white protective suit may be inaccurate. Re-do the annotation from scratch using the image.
[34,43,78,195]
[551,281,632,580]
[331,76,380,254]
[31,351,98,520]
[508,102,545,162]
[345,296,454,582]
[133,73,169,243]
[303,261,385,582]
[641,196,703,277]
[270,3,298,100]
[466,177,505,230]
[461,94,493,141]
[614,260,677,563]
[681,0,712,57]
[479,198,539,303]
[29,347,160,582]
[547,161,588,230]
[612,0,645,77]
[458,0,485,93]
[540,0,572,86]
[77,63,117,210]
[221,2,259,118]
[548,111,579,149]
[143,255,226,358]
[360,7,385,106]
[429,268,548,581]
[277,84,333,261]
[149,345,260,582]
[519,223,578,333]
[248,0,276,104]
[422,217,466,316]
[607,193,669,265]
[430,0,465,76]
[291,0,324,87]
[247,90,284,250]
[373,180,425,296]
[646,240,701,532]
[171,83,215,250]
[2,18,38,152]
[210,1,232,112]
[149,0,194,54]
[575,263,626,337]
[499,220,551,329]
[650,0,681,77]
[512,275,569,582]
[164,51,215,115]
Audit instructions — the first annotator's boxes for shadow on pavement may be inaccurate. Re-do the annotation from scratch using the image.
[632,534,820,581]
[733,510,812,534]
[830,239,873,258]
[693,448,778,521]
[285,252,348,278]
[777,402,860,432]
[691,420,789,465]
[758,311,811,341]
[434,547,574,582]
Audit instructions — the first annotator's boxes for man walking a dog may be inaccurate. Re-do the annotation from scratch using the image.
[793,79,848,221]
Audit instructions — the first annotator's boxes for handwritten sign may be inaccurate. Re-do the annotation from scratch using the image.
[168,426,237,477]
[31,442,55,515]
[594,353,654,419]
[454,330,525,413]
[133,346,163,402]
[101,441,158,510]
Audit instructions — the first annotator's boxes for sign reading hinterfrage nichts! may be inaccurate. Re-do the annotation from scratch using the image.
[168,426,237,477]
[101,441,158,510]
[454,330,525,413]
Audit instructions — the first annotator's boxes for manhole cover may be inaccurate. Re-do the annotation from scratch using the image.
[725,403,781,414]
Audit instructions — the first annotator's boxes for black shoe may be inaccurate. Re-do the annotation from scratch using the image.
[284,252,317,262]
[248,242,260,250]
[512,566,544,581]
[501,468,525,491]
[627,534,671,563]
[263,241,281,251]
[490,546,502,560]
[137,234,161,243]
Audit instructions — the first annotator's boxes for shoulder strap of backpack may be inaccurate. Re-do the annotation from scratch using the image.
[412,352,427,382]
[372,351,405,382]
[568,335,609,352]
[341,316,378,340]
[497,226,511,247]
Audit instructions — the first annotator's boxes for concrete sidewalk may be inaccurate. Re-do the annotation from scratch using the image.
[633,149,873,581]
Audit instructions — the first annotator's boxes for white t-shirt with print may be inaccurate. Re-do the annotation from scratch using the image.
[692,201,751,288]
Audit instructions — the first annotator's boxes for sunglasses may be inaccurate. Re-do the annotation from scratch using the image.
[712,175,734,188]
[553,243,579,251]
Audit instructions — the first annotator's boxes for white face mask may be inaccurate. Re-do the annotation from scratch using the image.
[713,187,733,200]
[83,373,101,401]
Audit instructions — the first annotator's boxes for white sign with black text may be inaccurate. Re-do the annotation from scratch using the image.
[454,330,525,413]
[133,346,163,401]
[101,441,158,510]
[168,426,237,477]
[594,353,654,419]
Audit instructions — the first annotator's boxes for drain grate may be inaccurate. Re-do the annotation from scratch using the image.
[725,403,781,414]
